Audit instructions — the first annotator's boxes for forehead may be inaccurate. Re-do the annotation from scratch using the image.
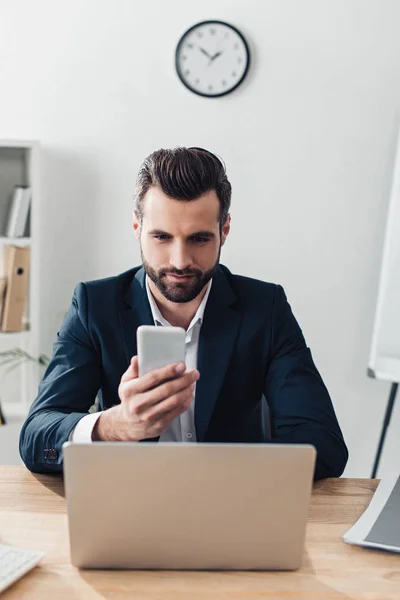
[141,186,220,232]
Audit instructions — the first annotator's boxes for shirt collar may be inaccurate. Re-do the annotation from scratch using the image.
[145,275,212,332]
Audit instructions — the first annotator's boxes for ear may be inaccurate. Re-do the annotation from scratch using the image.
[132,211,141,240]
[221,214,231,246]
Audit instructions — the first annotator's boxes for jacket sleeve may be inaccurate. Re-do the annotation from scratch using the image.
[19,283,102,473]
[264,285,348,480]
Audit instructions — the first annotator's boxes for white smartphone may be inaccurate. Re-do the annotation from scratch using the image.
[137,325,186,377]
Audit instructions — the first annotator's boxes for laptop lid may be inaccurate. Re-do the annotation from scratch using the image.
[63,442,316,570]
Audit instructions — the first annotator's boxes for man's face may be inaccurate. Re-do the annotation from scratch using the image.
[133,186,230,303]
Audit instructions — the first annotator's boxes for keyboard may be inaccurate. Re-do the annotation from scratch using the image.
[0,544,45,593]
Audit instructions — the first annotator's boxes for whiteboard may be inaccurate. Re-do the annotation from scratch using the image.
[368,128,400,383]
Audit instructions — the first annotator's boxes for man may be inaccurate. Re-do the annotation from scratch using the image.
[19,147,348,479]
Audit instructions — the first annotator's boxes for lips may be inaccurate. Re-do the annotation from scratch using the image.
[167,274,194,280]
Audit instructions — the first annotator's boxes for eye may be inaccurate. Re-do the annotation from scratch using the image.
[190,236,209,244]
[154,234,171,241]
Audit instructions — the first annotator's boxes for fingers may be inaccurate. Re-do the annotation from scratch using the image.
[120,355,139,383]
[137,369,199,409]
[133,361,188,393]
[146,390,195,436]
[144,383,195,422]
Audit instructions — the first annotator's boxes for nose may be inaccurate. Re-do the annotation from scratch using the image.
[169,240,193,272]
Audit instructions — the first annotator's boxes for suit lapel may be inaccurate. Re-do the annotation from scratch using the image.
[119,267,153,365]
[119,267,159,443]
[195,268,241,442]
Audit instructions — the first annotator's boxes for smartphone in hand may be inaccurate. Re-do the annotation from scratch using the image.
[137,325,186,376]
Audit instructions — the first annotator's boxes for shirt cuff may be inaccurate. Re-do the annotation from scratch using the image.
[70,412,102,443]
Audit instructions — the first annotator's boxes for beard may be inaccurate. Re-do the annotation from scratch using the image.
[141,246,221,303]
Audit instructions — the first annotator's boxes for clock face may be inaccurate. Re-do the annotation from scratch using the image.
[175,20,250,98]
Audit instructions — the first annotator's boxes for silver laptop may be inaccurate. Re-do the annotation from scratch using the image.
[63,442,316,570]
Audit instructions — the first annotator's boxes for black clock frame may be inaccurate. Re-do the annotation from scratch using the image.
[175,20,251,98]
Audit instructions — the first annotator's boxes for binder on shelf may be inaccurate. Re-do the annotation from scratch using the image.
[5,186,31,238]
[0,401,6,426]
[0,276,6,324]
[1,245,30,332]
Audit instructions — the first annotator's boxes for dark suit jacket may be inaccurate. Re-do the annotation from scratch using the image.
[19,264,348,478]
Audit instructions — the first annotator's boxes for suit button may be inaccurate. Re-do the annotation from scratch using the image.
[44,449,58,460]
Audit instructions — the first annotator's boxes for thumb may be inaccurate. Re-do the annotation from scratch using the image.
[121,355,139,382]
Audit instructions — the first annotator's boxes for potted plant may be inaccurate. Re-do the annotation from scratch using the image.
[0,349,50,424]
[0,348,98,421]
[0,348,50,375]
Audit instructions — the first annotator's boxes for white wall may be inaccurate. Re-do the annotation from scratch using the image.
[0,0,399,477]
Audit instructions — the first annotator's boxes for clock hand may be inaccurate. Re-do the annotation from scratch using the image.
[210,51,223,61]
[199,47,211,59]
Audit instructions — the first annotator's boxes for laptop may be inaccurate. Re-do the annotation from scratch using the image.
[62,442,316,570]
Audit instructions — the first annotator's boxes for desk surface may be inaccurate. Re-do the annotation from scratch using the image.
[0,467,399,600]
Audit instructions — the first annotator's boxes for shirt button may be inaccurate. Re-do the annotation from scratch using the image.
[186,433,193,439]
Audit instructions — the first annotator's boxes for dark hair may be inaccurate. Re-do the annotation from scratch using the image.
[134,147,231,228]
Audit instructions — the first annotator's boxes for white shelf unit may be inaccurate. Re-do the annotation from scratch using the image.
[0,141,41,418]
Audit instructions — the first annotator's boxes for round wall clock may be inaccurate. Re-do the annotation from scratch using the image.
[175,20,250,98]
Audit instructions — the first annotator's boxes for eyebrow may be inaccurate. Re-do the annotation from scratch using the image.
[148,229,216,238]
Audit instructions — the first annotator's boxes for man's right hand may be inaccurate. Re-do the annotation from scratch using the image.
[92,356,200,442]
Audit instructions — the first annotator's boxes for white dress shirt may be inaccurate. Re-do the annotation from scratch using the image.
[71,276,212,443]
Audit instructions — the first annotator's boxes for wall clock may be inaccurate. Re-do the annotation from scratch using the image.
[175,20,250,98]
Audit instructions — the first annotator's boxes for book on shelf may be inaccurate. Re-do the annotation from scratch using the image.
[0,401,6,425]
[0,276,6,325]
[0,245,30,332]
[5,186,31,238]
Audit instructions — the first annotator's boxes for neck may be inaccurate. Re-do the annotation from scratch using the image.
[148,279,209,330]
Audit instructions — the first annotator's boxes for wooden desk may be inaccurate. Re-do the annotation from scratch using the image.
[0,467,399,600]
